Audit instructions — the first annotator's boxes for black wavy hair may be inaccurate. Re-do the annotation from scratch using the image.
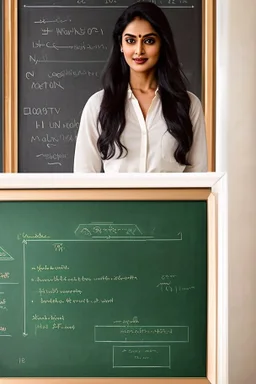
[97,1,193,165]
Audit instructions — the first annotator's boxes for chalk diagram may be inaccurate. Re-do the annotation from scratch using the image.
[0,247,14,261]
[20,223,186,368]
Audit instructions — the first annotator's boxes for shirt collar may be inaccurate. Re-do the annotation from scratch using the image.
[127,84,159,99]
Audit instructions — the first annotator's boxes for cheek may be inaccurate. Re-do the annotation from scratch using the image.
[123,48,134,59]
[150,47,161,58]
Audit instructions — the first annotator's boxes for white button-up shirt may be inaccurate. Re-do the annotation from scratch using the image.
[74,88,208,172]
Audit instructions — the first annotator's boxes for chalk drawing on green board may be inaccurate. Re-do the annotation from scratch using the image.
[94,325,189,343]
[22,240,28,337]
[21,232,183,336]
[75,222,143,239]
[112,345,171,369]
[53,243,65,252]
[75,223,183,241]
[0,294,7,311]
[0,247,14,261]
[0,325,12,337]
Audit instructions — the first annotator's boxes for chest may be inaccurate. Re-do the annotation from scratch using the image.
[131,91,156,119]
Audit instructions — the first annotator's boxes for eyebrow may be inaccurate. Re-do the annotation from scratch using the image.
[124,33,158,38]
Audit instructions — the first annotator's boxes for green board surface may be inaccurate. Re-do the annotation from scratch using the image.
[0,200,207,377]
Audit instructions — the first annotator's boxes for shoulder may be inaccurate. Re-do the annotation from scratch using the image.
[82,89,104,112]
[187,91,202,110]
[88,89,104,103]
[81,89,104,118]
[187,91,204,122]
[79,90,104,131]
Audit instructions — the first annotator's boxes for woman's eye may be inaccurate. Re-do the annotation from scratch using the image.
[125,38,135,44]
[144,38,155,44]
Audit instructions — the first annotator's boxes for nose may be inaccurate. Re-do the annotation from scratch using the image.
[135,40,144,56]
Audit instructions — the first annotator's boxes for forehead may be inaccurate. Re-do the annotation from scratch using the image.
[122,17,157,36]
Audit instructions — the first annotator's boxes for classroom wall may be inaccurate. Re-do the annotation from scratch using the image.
[216,0,256,383]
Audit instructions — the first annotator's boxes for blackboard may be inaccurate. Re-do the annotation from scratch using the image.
[0,199,207,377]
[18,0,202,172]
[0,0,3,172]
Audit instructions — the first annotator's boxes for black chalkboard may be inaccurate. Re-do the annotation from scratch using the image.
[0,199,207,377]
[18,0,202,172]
[0,0,3,172]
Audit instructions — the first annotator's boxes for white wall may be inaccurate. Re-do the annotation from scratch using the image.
[216,1,256,383]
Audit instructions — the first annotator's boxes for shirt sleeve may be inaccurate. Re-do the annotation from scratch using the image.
[73,93,102,173]
[184,93,208,172]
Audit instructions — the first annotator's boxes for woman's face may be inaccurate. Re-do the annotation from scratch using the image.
[121,17,161,75]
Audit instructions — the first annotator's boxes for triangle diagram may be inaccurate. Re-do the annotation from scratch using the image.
[0,247,14,261]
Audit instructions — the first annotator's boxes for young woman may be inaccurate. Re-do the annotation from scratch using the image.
[74,2,207,173]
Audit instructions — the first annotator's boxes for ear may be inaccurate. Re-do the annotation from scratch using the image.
[120,47,123,52]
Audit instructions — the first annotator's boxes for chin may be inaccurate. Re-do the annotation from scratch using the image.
[130,65,154,73]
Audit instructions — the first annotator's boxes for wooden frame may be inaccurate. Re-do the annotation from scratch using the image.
[0,184,219,384]
[3,0,18,172]
[3,0,216,172]
[0,187,210,200]
[202,0,216,171]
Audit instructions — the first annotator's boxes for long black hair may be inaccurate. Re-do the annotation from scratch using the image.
[97,1,193,165]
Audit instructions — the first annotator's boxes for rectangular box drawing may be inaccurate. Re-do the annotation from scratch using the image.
[94,325,189,343]
[113,345,171,369]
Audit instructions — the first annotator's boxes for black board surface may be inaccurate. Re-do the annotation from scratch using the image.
[0,0,3,171]
[18,0,202,172]
[0,199,207,377]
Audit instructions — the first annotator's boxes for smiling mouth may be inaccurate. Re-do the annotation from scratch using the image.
[133,58,148,64]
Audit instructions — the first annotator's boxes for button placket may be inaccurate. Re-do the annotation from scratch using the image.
[131,98,148,172]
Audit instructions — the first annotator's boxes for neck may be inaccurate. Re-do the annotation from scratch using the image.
[129,71,157,92]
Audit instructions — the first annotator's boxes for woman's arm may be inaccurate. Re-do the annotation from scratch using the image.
[73,92,103,173]
[184,93,208,172]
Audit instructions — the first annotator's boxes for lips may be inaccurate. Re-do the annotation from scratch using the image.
[133,58,148,64]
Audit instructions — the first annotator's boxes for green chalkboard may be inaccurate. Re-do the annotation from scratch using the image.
[0,200,207,377]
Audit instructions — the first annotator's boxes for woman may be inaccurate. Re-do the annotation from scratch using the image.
[74,2,207,173]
